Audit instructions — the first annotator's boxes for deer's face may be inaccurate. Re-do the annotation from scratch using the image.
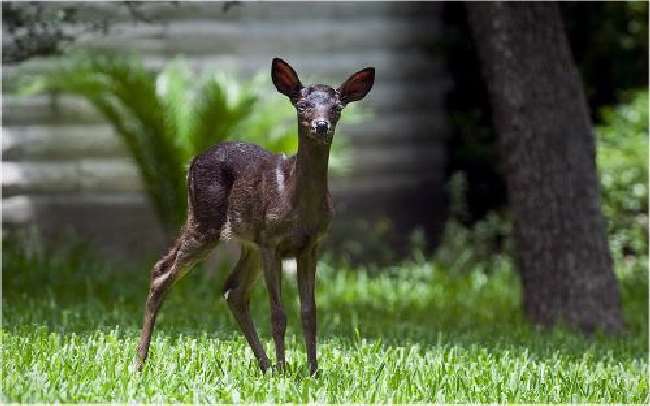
[295,85,342,143]
[272,58,374,145]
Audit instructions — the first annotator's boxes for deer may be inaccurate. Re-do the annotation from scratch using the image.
[134,58,375,375]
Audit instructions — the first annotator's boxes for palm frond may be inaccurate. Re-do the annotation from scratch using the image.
[187,72,257,156]
[22,52,187,232]
[156,59,194,159]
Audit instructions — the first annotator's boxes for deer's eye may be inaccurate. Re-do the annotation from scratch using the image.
[333,105,344,113]
[297,102,312,112]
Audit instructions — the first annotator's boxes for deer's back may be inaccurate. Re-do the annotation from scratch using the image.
[188,141,294,239]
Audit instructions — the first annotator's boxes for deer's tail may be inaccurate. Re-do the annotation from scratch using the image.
[186,155,234,234]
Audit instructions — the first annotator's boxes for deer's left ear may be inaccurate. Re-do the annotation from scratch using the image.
[272,58,303,101]
[338,67,375,104]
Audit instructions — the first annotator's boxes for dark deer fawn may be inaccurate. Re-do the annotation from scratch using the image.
[134,58,374,375]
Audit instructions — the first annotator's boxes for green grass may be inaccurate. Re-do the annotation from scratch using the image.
[2,241,648,402]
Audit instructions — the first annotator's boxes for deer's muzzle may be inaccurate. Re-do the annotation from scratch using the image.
[314,121,329,136]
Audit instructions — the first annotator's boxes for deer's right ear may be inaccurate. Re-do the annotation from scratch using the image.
[272,58,302,101]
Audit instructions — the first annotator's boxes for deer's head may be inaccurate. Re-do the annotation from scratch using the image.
[272,57,374,145]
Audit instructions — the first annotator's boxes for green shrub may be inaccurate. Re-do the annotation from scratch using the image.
[438,90,648,279]
[596,89,648,276]
[434,171,513,273]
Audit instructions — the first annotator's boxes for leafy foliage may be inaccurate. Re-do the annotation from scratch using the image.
[433,172,512,274]
[2,2,178,63]
[596,89,649,276]
[2,236,647,402]
[21,53,354,234]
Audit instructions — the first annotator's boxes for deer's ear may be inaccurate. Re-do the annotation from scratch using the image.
[272,58,302,100]
[338,67,375,103]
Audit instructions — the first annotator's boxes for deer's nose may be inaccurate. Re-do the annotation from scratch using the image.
[315,121,329,135]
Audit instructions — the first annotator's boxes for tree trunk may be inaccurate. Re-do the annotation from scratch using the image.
[466,2,623,333]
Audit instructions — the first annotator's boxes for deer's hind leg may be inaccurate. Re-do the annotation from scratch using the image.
[134,224,216,371]
[223,245,271,372]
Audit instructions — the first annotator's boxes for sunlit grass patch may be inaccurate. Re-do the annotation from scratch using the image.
[2,241,648,402]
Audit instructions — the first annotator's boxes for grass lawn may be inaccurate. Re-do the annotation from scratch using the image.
[2,241,648,402]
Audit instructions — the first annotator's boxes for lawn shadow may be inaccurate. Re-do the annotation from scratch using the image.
[3,248,648,367]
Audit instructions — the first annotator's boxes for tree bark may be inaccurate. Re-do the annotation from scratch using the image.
[466,2,623,333]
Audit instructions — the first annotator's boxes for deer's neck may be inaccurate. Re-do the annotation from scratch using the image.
[292,127,331,214]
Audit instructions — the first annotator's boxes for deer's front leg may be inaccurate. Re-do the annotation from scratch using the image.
[297,245,319,375]
[261,248,287,369]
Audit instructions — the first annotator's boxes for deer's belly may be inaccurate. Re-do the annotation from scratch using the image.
[219,207,330,254]
[273,223,329,256]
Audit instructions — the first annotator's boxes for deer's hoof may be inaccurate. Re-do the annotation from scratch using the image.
[131,357,145,373]
[258,359,272,374]
[271,361,286,374]
[309,366,320,378]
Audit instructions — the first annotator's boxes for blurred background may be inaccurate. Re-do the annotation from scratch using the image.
[3,1,451,263]
[2,1,647,267]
